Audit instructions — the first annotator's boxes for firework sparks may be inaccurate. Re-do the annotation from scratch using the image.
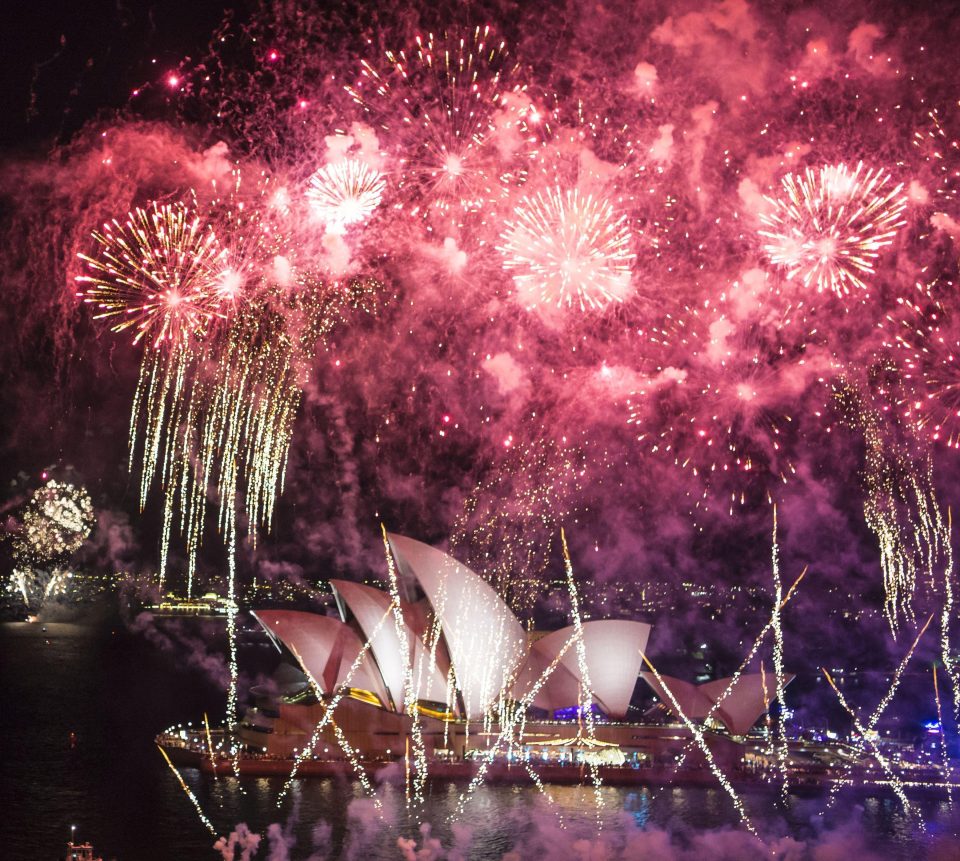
[821,668,919,821]
[627,314,799,512]
[157,745,217,836]
[381,525,429,806]
[306,159,386,231]
[560,529,604,823]
[452,439,582,614]
[76,202,226,348]
[759,162,907,297]
[346,26,530,222]
[885,288,960,448]
[834,381,952,631]
[18,480,95,560]
[642,653,758,837]
[499,187,635,312]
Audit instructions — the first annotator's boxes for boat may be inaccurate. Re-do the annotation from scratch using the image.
[65,841,102,861]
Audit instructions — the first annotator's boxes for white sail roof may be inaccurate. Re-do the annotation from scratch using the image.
[253,610,391,707]
[640,671,794,736]
[387,533,528,718]
[515,620,651,719]
[330,579,451,711]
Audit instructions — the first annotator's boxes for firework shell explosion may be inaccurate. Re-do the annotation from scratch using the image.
[758,161,908,299]
[17,480,95,562]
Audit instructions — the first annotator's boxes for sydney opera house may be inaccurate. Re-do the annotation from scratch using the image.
[236,534,791,768]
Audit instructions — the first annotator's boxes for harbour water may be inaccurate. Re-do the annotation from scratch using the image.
[2,617,958,860]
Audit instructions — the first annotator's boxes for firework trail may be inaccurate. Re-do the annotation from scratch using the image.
[932,665,954,805]
[821,668,919,822]
[381,526,429,807]
[276,602,392,806]
[158,744,217,836]
[835,380,952,632]
[759,162,907,298]
[642,653,758,838]
[560,529,603,823]
[768,507,789,802]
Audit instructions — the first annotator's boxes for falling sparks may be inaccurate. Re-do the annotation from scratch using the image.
[499,187,635,312]
[759,162,907,297]
[157,744,217,836]
[836,381,952,632]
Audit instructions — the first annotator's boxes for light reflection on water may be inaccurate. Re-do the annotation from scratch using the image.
[2,621,959,860]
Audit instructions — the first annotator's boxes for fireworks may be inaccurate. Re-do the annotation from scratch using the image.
[499,187,635,311]
[346,26,531,221]
[76,202,226,348]
[885,289,960,448]
[19,480,95,560]
[452,439,582,614]
[759,162,907,297]
[203,169,293,305]
[627,338,798,511]
[835,381,952,631]
[306,159,386,231]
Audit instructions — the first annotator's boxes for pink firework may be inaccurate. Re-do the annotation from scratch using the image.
[498,187,635,312]
[759,162,907,297]
[884,288,960,448]
[626,303,802,507]
[346,26,533,221]
[76,202,226,348]
[202,169,294,308]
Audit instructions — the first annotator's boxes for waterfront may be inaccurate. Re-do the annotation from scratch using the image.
[2,617,959,860]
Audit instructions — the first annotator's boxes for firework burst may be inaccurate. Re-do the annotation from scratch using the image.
[306,159,386,231]
[202,169,293,307]
[499,187,635,312]
[346,26,533,222]
[883,287,960,447]
[759,162,907,298]
[76,201,227,348]
[18,479,95,561]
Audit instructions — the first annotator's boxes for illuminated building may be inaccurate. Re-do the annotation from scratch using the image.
[230,535,789,766]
